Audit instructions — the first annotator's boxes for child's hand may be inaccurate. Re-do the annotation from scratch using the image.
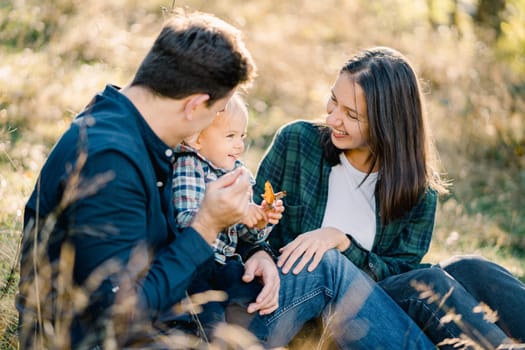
[241,203,266,228]
[262,199,285,225]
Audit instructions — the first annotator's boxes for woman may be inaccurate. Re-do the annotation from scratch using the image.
[254,46,524,348]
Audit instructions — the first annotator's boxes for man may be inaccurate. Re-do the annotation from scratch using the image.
[18,11,257,348]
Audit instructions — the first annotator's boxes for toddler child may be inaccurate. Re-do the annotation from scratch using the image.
[169,93,284,339]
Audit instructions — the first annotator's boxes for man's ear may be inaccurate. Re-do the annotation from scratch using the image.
[184,94,210,120]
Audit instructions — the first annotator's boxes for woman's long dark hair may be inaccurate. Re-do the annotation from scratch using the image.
[321,47,448,224]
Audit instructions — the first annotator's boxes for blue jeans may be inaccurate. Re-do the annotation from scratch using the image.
[156,258,262,340]
[188,258,262,339]
[229,249,435,349]
[379,255,523,349]
[440,255,525,342]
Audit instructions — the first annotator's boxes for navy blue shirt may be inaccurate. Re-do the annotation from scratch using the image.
[19,85,214,341]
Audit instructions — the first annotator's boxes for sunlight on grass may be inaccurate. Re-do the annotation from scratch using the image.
[1,0,524,348]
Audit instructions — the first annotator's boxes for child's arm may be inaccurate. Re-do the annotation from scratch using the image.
[240,203,266,228]
[172,154,207,228]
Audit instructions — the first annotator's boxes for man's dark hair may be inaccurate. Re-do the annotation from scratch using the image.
[131,11,256,105]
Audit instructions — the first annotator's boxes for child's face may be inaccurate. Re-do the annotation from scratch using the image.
[196,111,247,170]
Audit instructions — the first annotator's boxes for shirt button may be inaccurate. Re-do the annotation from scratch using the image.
[368,262,374,268]
[165,149,173,157]
[156,181,163,187]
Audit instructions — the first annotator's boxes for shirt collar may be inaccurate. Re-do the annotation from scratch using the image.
[104,84,175,165]
[174,142,242,175]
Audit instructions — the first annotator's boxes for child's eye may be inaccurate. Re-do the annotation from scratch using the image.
[226,133,235,138]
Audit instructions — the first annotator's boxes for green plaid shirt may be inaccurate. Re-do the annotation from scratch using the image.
[253,120,436,281]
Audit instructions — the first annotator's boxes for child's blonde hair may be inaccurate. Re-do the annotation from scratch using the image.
[183,92,248,146]
[217,92,248,121]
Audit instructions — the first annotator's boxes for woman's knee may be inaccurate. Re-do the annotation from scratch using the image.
[440,255,495,280]
[318,249,359,275]
[440,254,488,271]
[319,248,343,265]
[314,249,366,291]
[380,267,457,300]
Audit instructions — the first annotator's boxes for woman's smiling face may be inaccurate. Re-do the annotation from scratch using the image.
[325,72,371,167]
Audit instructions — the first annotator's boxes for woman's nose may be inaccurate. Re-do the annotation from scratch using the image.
[326,113,342,126]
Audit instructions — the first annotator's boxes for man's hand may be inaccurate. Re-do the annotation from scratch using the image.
[243,250,280,315]
[191,167,252,243]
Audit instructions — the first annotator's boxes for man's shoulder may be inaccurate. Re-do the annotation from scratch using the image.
[73,91,145,158]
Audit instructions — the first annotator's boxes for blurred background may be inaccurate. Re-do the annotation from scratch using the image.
[1,0,524,347]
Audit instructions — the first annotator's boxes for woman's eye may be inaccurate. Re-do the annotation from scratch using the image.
[346,112,359,120]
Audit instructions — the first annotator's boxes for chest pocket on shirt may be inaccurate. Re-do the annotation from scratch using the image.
[281,203,305,239]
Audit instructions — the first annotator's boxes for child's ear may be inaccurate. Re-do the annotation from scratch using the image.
[193,134,204,151]
[183,134,200,149]
[184,93,210,119]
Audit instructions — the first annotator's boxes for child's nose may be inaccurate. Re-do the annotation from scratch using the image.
[236,140,245,150]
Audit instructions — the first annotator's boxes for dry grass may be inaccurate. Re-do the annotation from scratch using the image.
[1,0,524,348]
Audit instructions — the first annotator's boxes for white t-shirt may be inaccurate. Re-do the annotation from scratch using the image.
[321,153,378,251]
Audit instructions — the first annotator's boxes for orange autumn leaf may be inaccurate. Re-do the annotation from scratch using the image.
[261,180,286,208]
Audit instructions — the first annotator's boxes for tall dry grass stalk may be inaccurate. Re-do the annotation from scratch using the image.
[410,280,524,350]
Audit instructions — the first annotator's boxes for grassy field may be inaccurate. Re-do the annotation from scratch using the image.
[1,0,524,348]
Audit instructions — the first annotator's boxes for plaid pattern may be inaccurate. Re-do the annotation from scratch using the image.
[253,120,437,281]
[173,143,272,264]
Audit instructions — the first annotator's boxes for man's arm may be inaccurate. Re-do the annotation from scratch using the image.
[65,151,252,316]
[191,168,253,243]
[63,151,214,314]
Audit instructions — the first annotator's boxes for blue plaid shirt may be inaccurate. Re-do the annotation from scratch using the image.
[173,143,273,264]
[253,120,437,281]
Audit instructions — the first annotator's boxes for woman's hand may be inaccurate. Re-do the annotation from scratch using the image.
[277,227,350,274]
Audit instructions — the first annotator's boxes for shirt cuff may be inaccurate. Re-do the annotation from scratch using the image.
[178,226,214,266]
[341,235,367,270]
[242,242,277,262]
